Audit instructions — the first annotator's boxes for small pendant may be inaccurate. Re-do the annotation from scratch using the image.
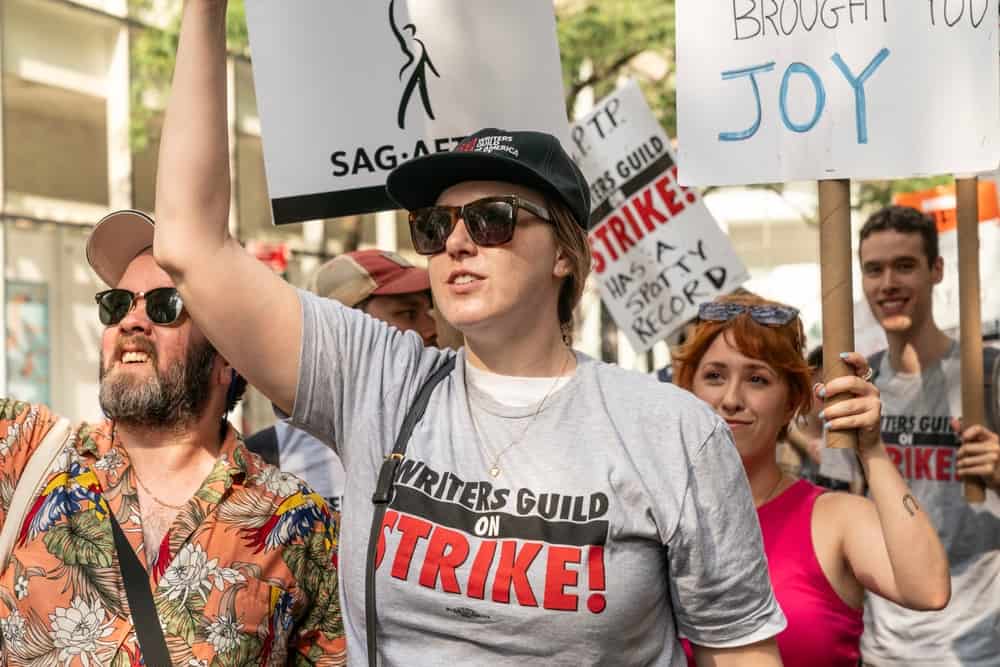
[489,465,501,478]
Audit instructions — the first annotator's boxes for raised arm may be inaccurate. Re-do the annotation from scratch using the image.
[154,0,301,413]
[819,353,950,611]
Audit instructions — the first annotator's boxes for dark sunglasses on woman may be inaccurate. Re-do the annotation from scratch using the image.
[698,302,800,326]
[95,287,185,326]
[408,195,551,255]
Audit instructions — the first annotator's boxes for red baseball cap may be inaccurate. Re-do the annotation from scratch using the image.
[309,249,430,307]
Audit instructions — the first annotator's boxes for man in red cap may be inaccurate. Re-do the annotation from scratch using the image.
[310,249,437,346]
[0,209,345,666]
[246,249,444,509]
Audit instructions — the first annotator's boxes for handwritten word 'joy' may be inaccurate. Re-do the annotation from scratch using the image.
[719,48,889,144]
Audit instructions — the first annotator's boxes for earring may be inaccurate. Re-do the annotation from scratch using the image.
[560,321,573,347]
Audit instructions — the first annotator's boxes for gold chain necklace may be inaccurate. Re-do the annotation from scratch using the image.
[131,465,189,510]
[466,351,572,478]
[113,424,191,511]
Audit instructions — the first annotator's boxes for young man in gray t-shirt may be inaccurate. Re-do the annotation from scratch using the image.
[857,205,1000,667]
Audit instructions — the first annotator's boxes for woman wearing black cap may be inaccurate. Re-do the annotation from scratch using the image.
[153,1,785,665]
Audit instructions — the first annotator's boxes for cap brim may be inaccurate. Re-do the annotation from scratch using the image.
[86,210,155,287]
[386,151,563,212]
[371,267,431,296]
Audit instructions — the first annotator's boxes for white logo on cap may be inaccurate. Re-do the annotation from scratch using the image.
[471,135,520,158]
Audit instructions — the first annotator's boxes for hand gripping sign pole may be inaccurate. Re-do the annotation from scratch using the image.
[818,179,858,450]
[955,176,986,503]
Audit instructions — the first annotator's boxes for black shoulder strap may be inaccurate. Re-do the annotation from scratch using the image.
[109,513,171,667]
[245,425,280,466]
[366,358,456,667]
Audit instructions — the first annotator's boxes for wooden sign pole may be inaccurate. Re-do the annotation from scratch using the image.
[955,176,986,504]
[818,179,858,450]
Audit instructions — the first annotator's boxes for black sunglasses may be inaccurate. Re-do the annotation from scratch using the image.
[95,288,185,326]
[698,302,800,326]
[408,195,552,255]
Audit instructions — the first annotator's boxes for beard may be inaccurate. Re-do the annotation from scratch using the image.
[99,335,217,428]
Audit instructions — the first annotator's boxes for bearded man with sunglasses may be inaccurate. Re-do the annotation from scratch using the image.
[0,209,346,666]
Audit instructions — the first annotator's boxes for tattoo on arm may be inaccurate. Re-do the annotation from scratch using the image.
[903,494,920,517]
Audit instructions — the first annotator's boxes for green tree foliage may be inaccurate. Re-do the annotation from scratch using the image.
[129,0,248,151]
[557,0,675,132]
[857,175,955,211]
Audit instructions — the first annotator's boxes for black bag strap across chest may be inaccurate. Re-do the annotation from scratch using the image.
[109,512,171,667]
[366,357,456,667]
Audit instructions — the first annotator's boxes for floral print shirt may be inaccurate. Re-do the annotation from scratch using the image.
[0,399,346,666]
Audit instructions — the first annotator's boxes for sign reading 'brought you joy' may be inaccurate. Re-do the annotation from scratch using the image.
[676,0,1000,185]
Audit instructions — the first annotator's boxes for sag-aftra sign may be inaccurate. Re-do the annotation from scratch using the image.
[245,0,568,224]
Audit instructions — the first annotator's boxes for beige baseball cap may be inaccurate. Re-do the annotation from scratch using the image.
[308,249,430,307]
[86,209,155,287]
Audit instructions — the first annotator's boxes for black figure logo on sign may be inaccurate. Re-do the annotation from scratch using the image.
[389,0,440,130]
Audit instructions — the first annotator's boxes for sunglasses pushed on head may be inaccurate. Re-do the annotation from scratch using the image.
[698,300,805,352]
[698,302,800,327]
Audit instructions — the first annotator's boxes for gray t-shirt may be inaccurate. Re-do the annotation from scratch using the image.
[862,341,1000,667]
[290,291,785,666]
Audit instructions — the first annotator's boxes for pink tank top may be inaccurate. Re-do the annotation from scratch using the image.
[682,479,863,666]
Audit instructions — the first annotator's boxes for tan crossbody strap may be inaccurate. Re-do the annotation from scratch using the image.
[0,417,72,573]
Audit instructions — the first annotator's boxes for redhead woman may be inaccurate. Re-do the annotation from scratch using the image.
[152,2,790,664]
[674,293,950,667]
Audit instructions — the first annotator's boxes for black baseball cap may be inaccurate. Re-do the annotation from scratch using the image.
[385,128,591,230]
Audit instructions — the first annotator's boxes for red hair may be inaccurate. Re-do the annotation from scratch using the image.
[673,292,813,439]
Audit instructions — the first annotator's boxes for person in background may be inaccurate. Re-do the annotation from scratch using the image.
[857,205,1000,667]
[0,209,345,665]
[245,249,438,510]
[674,292,950,667]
